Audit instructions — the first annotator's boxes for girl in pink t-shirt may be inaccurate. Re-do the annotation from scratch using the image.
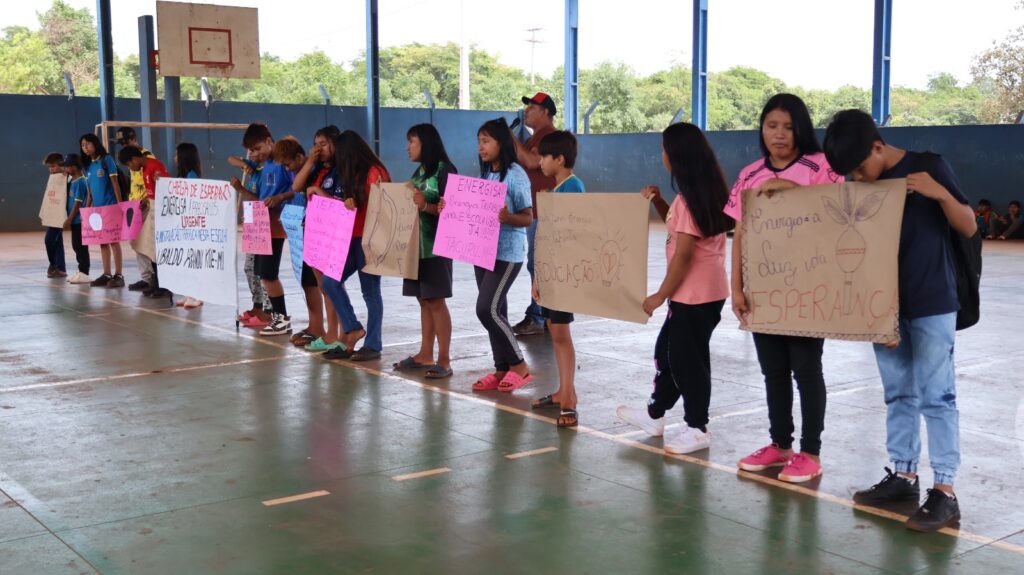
[730,94,842,484]
[615,123,734,455]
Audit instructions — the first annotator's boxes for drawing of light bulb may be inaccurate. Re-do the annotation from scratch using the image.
[822,185,887,314]
[598,239,624,287]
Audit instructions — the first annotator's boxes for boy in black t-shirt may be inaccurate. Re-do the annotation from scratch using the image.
[823,110,977,532]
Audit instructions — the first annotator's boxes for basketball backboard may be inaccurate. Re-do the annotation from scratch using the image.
[156,1,260,79]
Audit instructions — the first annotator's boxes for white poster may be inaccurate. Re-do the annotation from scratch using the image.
[155,178,238,307]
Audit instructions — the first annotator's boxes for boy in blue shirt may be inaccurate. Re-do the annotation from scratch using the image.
[229,123,295,336]
[61,154,92,284]
[823,109,977,532]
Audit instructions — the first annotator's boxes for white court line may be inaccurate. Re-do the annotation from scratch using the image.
[392,467,451,481]
[13,272,1024,556]
[261,490,331,506]
[505,446,559,460]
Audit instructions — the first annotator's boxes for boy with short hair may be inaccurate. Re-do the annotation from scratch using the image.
[530,130,585,427]
[974,199,998,238]
[118,146,171,298]
[823,109,977,532]
[41,153,68,278]
[62,154,92,284]
[229,123,295,336]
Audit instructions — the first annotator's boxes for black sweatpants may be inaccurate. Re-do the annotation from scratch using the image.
[70,223,90,275]
[648,299,724,429]
[752,333,826,455]
[474,260,524,372]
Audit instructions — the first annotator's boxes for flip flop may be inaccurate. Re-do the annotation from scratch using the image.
[531,394,561,410]
[557,408,579,428]
[237,310,253,321]
[290,329,313,345]
[243,315,271,328]
[393,356,433,371]
[497,371,534,392]
[425,364,453,379]
[472,373,501,391]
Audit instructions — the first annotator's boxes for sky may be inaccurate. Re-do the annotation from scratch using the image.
[5,0,1022,91]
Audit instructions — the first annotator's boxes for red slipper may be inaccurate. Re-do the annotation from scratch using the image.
[472,373,501,391]
[498,371,534,392]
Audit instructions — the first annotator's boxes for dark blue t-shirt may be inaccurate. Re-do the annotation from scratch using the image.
[881,151,968,319]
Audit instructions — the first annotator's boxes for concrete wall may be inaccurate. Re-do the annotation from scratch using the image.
[3,94,1022,231]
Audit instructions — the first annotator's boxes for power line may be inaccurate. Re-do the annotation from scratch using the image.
[526,27,544,84]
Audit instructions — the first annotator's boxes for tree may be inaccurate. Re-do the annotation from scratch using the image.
[39,0,97,91]
[578,62,647,133]
[707,67,786,130]
[972,27,1024,123]
[636,65,692,131]
[0,26,62,94]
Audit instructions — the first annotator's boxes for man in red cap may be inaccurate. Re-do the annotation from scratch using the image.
[512,92,557,336]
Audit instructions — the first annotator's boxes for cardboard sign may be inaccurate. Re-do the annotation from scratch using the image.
[304,194,357,281]
[154,178,238,307]
[280,203,305,286]
[39,173,68,228]
[535,193,650,324]
[131,205,157,260]
[433,174,504,271]
[361,182,420,280]
[242,201,271,254]
[81,201,143,245]
[740,179,908,342]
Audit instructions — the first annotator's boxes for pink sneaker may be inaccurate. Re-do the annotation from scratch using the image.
[778,453,822,483]
[738,444,788,471]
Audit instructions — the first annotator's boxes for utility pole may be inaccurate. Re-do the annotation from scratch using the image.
[526,27,543,84]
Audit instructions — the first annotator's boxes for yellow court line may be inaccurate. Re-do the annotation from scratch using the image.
[392,467,451,482]
[261,490,331,507]
[505,446,559,460]
[13,273,1024,556]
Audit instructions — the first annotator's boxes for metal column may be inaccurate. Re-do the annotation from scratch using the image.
[872,0,892,125]
[691,0,708,130]
[138,16,158,155]
[366,0,380,154]
[163,77,181,163]
[96,0,115,129]
[564,0,579,133]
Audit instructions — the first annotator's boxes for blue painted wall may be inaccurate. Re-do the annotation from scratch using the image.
[2,94,1022,231]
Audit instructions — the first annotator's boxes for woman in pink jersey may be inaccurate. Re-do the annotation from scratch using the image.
[615,122,734,455]
[731,94,842,483]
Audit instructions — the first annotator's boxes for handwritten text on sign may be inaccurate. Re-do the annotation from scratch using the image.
[303,194,356,281]
[362,183,419,280]
[280,204,305,286]
[740,179,907,342]
[535,194,650,324]
[154,178,237,307]
[433,174,504,271]
[242,201,272,255]
[81,201,143,245]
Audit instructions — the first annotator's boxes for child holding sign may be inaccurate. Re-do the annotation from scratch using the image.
[448,118,534,392]
[80,133,125,288]
[616,123,733,454]
[394,123,458,379]
[62,154,91,284]
[530,131,584,426]
[118,146,169,298]
[41,153,67,278]
[730,94,843,483]
[172,143,202,306]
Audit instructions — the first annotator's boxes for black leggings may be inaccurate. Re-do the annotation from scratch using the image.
[474,260,524,372]
[70,224,90,275]
[752,333,826,455]
[648,300,724,430]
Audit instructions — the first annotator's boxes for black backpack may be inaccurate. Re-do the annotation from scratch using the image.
[920,152,981,330]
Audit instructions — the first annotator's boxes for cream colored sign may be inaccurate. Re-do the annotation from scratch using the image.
[740,179,907,342]
[39,173,67,228]
[131,204,157,261]
[361,183,420,280]
[535,193,650,324]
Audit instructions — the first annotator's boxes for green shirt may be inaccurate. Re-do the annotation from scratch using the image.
[410,162,455,259]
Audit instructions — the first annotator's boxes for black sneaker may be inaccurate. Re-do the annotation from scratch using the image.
[853,467,920,505]
[147,288,172,298]
[90,274,112,287]
[128,280,150,291]
[906,489,960,532]
[512,317,545,336]
[259,314,292,336]
[107,274,125,288]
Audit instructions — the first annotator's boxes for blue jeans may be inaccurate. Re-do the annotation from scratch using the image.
[523,219,543,325]
[320,240,383,351]
[873,312,959,485]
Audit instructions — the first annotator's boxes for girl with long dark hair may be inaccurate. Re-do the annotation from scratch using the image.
[80,133,125,287]
[731,93,842,483]
[616,122,733,455]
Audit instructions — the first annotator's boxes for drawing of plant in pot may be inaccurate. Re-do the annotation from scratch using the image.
[822,185,888,314]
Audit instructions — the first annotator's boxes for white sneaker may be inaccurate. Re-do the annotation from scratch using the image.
[616,405,665,437]
[260,314,292,336]
[68,272,92,284]
[663,426,711,455]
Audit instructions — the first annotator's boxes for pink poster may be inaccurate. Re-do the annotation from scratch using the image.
[433,174,505,271]
[303,194,356,281]
[81,201,143,245]
[242,201,272,255]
